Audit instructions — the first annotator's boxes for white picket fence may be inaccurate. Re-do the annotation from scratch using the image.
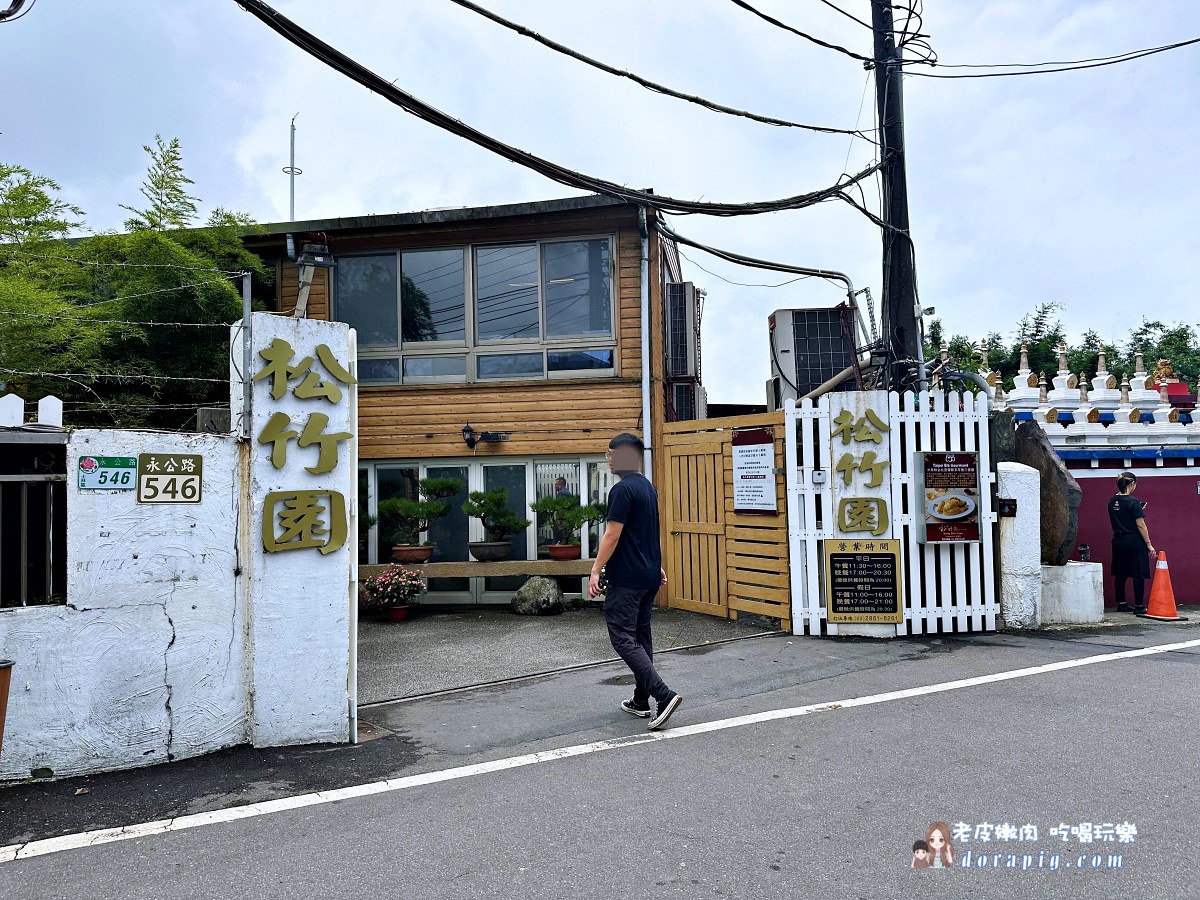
[784,391,999,636]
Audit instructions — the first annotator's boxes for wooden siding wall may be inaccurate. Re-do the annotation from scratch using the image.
[358,379,642,459]
[259,209,653,462]
[277,261,329,319]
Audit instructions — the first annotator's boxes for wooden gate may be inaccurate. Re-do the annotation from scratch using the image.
[661,413,791,631]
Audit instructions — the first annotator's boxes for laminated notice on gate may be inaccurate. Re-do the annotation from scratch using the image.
[731,428,777,513]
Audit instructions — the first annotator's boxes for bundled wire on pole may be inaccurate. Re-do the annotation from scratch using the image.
[233,0,882,217]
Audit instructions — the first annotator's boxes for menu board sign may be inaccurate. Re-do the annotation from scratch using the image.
[916,452,981,543]
[824,539,903,624]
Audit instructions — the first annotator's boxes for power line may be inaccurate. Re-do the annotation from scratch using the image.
[676,247,817,289]
[1,310,233,328]
[0,248,246,275]
[913,36,1200,78]
[727,0,873,63]
[814,0,871,30]
[0,0,35,23]
[448,0,873,139]
[234,0,883,217]
[78,279,235,308]
[0,369,229,384]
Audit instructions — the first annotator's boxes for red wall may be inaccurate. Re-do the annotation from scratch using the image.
[1070,463,1200,606]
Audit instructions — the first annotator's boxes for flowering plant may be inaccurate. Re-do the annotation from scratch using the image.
[360,565,427,608]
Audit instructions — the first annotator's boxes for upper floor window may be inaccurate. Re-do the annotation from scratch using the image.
[335,237,615,385]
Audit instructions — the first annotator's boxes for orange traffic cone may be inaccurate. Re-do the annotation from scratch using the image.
[1138,552,1189,622]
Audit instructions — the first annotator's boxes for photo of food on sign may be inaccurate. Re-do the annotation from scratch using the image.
[926,488,978,521]
[919,451,982,543]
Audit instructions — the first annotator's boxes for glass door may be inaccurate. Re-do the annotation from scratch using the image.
[425,465,471,601]
[480,463,533,598]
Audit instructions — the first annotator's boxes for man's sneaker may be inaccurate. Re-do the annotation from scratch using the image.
[1134,605,1146,615]
[621,698,651,718]
[1116,604,1135,612]
[648,693,682,731]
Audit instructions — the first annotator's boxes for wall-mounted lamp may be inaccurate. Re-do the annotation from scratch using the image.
[296,240,334,268]
[462,423,477,449]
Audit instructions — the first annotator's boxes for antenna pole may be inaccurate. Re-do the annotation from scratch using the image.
[283,112,302,221]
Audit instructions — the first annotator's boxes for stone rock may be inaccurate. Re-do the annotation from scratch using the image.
[989,411,1016,464]
[1014,421,1082,566]
[511,576,565,616]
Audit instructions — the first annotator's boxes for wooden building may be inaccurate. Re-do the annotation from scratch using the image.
[244,195,702,602]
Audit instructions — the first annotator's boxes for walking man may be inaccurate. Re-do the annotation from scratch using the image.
[589,432,683,730]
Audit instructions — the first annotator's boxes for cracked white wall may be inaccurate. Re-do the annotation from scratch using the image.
[0,431,244,780]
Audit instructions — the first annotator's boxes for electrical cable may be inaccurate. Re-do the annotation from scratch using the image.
[676,247,817,289]
[449,0,873,139]
[0,0,34,23]
[934,36,1200,69]
[0,248,245,275]
[727,0,872,63]
[234,0,883,217]
[814,0,871,30]
[912,36,1200,78]
[0,369,229,384]
[1,310,234,328]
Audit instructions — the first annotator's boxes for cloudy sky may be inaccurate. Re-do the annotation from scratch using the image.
[4,0,1197,403]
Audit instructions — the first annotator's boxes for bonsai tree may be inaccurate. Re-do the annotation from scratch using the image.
[529,494,602,545]
[462,488,532,542]
[378,477,463,547]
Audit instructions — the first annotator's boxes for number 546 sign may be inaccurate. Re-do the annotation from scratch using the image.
[137,454,203,504]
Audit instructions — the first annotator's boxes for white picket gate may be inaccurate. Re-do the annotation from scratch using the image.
[784,391,999,636]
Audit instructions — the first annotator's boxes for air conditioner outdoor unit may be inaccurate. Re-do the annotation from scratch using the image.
[767,307,857,410]
[665,282,700,379]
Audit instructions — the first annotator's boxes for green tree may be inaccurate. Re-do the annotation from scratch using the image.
[0,163,83,257]
[121,135,199,231]
[0,150,271,431]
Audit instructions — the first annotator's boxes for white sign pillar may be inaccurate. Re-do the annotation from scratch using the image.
[233,313,358,746]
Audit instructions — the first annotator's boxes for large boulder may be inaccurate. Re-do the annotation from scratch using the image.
[511,576,565,616]
[1014,421,1082,566]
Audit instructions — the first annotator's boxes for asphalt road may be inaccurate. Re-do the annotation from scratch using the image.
[4,619,1199,899]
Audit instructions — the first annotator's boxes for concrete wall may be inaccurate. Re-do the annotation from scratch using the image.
[0,314,357,781]
[0,431,244,780]
[997,462,1041,629]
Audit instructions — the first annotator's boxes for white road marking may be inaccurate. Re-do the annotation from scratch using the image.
[4,635,1199,864]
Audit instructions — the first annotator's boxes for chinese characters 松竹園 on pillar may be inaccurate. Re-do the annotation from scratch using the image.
[831,408,891,537]
[253,337,357,475]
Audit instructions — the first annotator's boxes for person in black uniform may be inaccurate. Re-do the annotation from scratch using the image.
[1108,472,1155,613]
[588,433,682,731]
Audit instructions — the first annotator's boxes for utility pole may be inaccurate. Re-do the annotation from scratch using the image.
[871,0,922,389]
[283,113,302,221]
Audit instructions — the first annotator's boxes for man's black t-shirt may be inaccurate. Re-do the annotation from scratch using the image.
[605,472,662,589]
[1108,494,1144,537]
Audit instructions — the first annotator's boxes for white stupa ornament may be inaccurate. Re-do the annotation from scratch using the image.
[1007,341,1040,410]
[1088,348,1120,410]
[1066,372,1104,442]
[1107,373,1147,445]
[1048,342,1079,406]
[1033,371,1060,431]
[1147,379,1187,443]
[1128,345,1158,407]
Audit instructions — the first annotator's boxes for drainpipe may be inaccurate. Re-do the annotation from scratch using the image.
[638,208,653,483]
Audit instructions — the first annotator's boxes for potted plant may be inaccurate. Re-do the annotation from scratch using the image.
[378,477,463,564]
[529,494,603,560]
[360,565,427,622]
[462,488,531,561]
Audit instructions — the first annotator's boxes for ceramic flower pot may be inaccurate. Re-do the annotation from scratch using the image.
[468,541,512,562]
[546,544,582,561]
[387,605,411,622]
[392,545,434,564]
